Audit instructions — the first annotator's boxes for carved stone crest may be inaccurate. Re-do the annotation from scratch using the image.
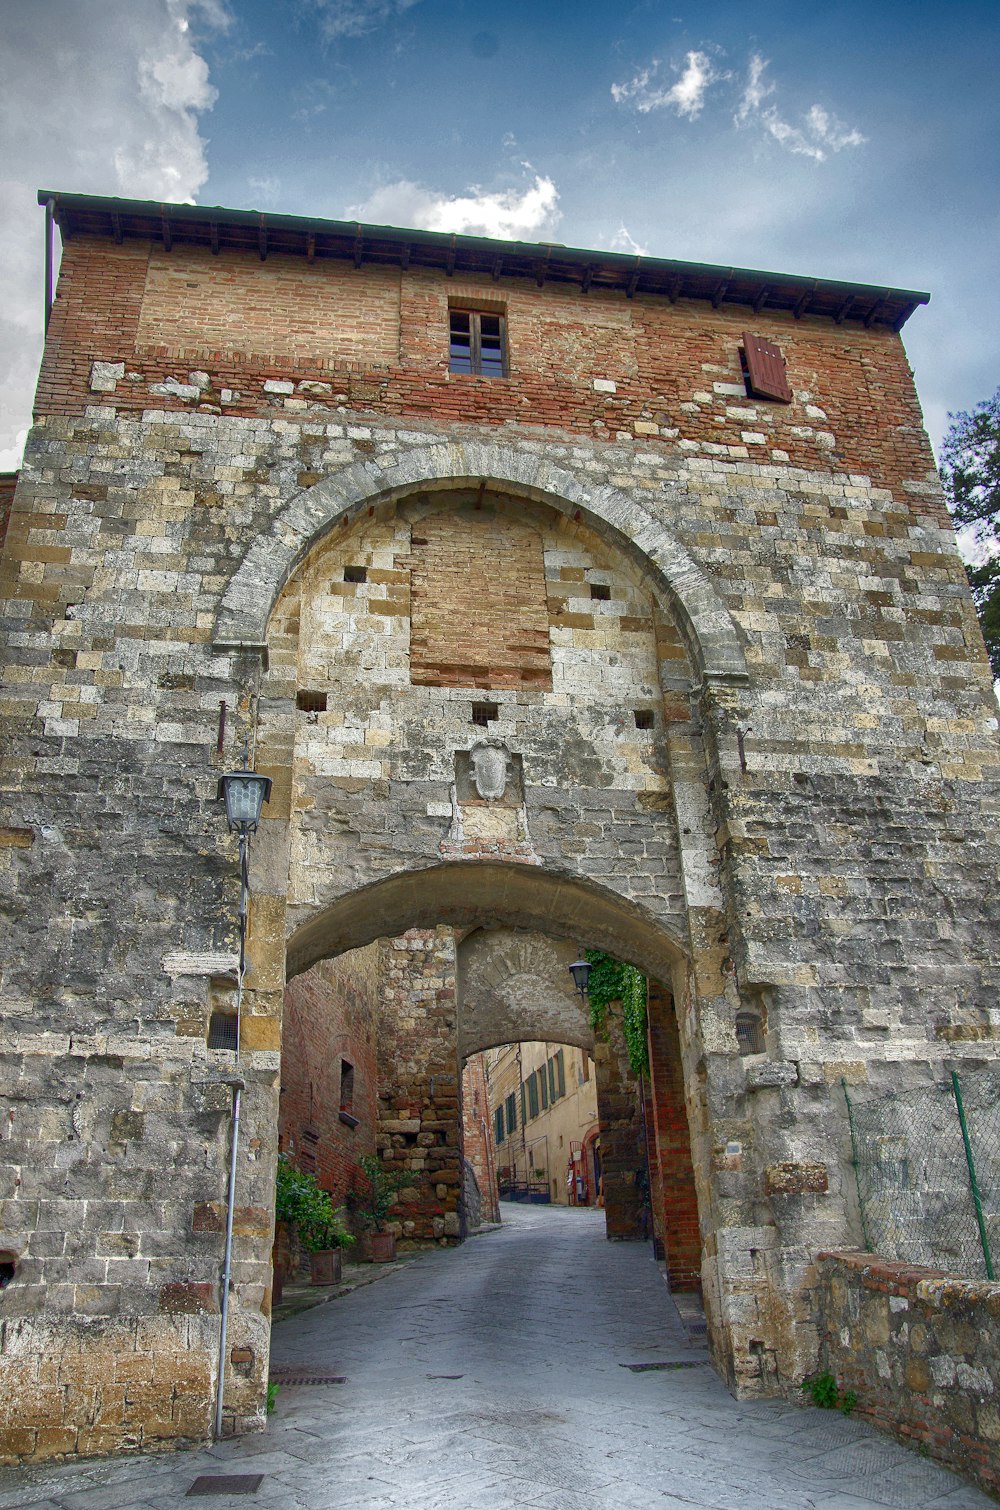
[470,742,508,801]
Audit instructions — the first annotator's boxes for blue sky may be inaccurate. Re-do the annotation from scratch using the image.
[2,0,998,469]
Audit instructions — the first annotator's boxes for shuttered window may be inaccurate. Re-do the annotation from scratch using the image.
[495,1105,505,1145]
[555,1049,566,1098]
[741,331,792,403]
[527,1073,540,1120]
[505,1093,517,1136]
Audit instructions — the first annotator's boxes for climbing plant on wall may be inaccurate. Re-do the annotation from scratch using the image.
[585,950,649,1077]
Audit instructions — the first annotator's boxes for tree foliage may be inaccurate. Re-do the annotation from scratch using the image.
[584,949,648,1077]
[940,387,1000,678]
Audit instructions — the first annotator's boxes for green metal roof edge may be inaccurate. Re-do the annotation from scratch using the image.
[36,189,931,322]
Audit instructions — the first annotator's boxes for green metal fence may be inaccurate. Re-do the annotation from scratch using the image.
[843,1067,1000,1280]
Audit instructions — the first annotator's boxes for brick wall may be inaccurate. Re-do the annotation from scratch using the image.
[460,1054,500,1224]
[35,237,938,508]
[0,474,16,548]
[816,1250,1000,1499]
[279,947,380,1206]
[646,982,702,1289]
[410,510,552,690]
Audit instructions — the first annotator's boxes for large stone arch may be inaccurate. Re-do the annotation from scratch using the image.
[212,440,747,688]
[285,860,688,986]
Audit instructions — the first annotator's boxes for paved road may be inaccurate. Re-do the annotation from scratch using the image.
[0,1205,990,1508]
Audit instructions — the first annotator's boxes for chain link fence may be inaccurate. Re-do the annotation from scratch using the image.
[843,1067,1000,1280]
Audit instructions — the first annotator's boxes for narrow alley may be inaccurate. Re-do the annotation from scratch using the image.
[0,1208,989,1509]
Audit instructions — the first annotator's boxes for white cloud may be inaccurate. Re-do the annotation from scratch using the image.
[614,47,866,165]
[608,225,650,256]
[735,52,774,126]
[612,51,721,118]
[0,0,228,467]
[735,54,866,162]
[247,175,283,206]
[305,0,422,42]
[349,174,561,241]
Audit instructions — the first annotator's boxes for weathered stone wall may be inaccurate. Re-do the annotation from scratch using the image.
[2,214,999,1461]
[376,929,462,1246]
[816,1250,1000,1499]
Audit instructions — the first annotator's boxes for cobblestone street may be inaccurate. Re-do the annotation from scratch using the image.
[0,1206,990,1509]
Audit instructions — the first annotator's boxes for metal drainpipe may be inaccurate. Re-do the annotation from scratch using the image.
[215,826,250,1438]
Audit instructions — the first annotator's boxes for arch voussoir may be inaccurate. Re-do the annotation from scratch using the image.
[212,436,747,686]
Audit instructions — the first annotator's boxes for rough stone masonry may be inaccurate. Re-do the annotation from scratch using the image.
[0,190,998,1463]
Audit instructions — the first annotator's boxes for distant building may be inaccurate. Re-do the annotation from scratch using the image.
[486,1041,599,1206]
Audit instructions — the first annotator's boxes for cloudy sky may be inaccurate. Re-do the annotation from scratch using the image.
[2,0,998,470]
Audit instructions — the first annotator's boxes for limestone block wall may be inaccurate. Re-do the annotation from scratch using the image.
[816,1251,1000,1498]
[377,929,462,1245]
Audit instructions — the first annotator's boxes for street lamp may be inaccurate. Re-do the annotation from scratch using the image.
[217,766,272,834]
[213,751,270,1441]
[568,959,591,999]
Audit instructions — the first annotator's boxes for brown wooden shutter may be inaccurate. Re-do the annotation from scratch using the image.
[742,331,792,403]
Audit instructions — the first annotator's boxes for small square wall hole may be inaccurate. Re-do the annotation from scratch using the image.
[589,583,611,601]
[344,565,367,583]
[472,701,498,726]
[207,1012,239,1051]
[634,709,654,730]
[296,689,327,714]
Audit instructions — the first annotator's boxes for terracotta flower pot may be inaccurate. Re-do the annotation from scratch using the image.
[309,1248,343,1285]
[370,1231,396,1263]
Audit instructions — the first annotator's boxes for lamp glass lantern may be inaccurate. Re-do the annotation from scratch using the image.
[217,769,272,833]
[568,959,591,998]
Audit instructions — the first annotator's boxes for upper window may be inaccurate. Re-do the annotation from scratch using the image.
[449,308,507,377]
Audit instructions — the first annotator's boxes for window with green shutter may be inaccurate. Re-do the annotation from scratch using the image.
[556,1049,565,1098]
[527,1073,539,1120]
[495,1105,505,1145]
[539,1068,548,1110]
[548,1057,556,1102]
[506,1093,517,1136]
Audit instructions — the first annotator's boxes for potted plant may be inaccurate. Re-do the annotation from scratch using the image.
[275,1156,354,1286]
[348,1154,406,1262]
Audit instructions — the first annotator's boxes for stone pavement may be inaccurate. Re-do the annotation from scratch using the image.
[0,1205,990,1509]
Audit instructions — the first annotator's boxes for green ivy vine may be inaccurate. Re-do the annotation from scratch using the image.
[585,949,649,1078]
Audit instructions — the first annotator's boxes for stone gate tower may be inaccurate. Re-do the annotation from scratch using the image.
[1,190,998,1462]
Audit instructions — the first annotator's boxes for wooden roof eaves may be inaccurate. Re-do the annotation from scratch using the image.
[37,189,931,332]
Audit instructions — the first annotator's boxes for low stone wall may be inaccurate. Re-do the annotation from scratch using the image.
[816,1249,1000,1499]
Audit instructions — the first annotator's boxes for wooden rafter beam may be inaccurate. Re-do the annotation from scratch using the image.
[834,293,854,324]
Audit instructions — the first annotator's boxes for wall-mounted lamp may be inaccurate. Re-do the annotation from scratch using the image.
[217,765,272,834]
[213,750,270,1441]
[568,959,591,999]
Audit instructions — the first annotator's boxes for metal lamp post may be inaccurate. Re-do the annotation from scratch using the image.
[568,958,591,999]
[213,754,270,1440]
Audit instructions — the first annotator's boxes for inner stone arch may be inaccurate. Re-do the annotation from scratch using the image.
[456,927,593,1060]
